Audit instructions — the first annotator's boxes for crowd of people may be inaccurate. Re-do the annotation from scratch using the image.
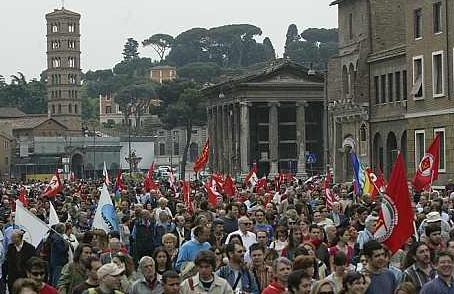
[1,175,454,294]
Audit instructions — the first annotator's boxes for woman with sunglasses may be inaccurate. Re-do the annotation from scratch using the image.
[310,279,336,294]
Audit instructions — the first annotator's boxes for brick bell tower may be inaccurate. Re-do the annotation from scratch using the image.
[45,7,82,134]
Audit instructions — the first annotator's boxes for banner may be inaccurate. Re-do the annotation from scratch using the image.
[15,200,50,247]
[193,139,210,173]
[92,184,119,233]
[413,134,440,191]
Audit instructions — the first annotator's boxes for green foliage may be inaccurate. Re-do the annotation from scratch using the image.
[142,34,174,61]
[80,84,99,121]
[122,38,140,61]
[178,62,222,82]
[113,83,156,113]
[157,80,207,179]
[0,72,47,114]
[285,26,339,70]
[166,24,275,68]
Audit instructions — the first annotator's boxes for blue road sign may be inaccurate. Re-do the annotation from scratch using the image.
[306,152,317,164]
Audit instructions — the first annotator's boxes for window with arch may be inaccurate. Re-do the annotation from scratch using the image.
[68,23,75,33]
[52,23,59,32]
[68,57,75,68]
[52,57,61,68]
[74,104,78,113]
[360,124,367,141]
[52,105,55,114]
[68,40,76,49]
[68,104,72,113]
[58,104,62,113]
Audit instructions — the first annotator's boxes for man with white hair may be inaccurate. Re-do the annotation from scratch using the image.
[130,256,163,294]
[225,217,257,263]
[155,198,173,224]
[356,214,379,251]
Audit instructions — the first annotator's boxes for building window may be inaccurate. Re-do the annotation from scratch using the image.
[433,128,445,172]
[403,70,408,100]
[52,23,59,32]
[412,56,424,99]
[74,104,78,113]
[374,76,379,104]
[58,104,62,113]
[158,130,165,136]
[68,40,75,49]
[414,8,422,39]
[159,143,166,156]
[388,73,394,102]
[395,72,401,101]
[52,105,55,114]
[434,2,442,33]
[348,13,353,40]
[52,57,61,68]
[360,124,367,141]
[173,142,179,156]
[432,51,444,97]
[68,57,75,68]
[68,104,72,113]
[381,75,386,103]
[68,23,75,33]
[52,40,60,49]
[173,130,178,136]
[415,130,425,167]
[105,106,112,114]
[191,129,198,135]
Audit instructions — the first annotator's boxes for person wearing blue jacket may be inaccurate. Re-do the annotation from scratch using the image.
[175,225,211,271]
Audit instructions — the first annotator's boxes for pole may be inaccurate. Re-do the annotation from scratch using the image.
[128,117,132,176]
[324,69,330,181]
[93,129,96,179]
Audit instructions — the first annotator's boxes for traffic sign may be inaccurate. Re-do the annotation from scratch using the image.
[305,152,317,164]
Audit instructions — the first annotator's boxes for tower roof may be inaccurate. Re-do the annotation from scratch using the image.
[46,8,80,19]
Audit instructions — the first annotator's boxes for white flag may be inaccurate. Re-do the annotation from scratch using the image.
[15,200,50,247]
[49,201,60,227]
[103,162,111,185]
[92,184,118,233]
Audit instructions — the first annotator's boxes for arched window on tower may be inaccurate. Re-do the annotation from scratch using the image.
[58,104,62,113]
[52,105,55,114]
[68,104,72,113]
[74,104,78,114]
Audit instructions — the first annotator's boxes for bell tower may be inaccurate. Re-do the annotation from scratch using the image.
[45,7,81,133]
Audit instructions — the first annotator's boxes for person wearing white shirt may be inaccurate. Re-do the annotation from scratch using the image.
[225,217,256,263]
[155,198,173,224]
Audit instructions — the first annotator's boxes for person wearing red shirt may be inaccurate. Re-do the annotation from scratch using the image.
[262,257,292,294]
[25,257,58,294]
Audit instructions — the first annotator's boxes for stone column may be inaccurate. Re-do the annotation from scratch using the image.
[212,107,218,171]
[223,104,230,174]
[206,107,213,171]
[240,102,250,175]
[268,102,279,175]
[227,104,233,175]
[296,101,308,178]
[233,103,240,176]
[217,105,224,173]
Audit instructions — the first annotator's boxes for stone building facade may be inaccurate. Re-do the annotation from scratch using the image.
[45,8,82,134]
[150,65,177,84]
[329,0,454,185]
[204,60,325,177]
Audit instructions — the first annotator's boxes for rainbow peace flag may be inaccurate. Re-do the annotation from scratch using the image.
[350,152,374,196]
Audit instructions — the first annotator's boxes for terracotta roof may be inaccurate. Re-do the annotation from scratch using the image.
[0,108,26,118]
[10,117,68,130]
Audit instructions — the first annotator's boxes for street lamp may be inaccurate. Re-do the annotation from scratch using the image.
[127,99,133,175]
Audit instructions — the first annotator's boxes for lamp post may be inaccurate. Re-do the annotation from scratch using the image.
[93,127,96,179]
[127,98,133,175]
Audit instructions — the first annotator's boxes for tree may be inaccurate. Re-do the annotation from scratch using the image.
[263,37,276,60]
[142,34,174,62]
[178,62,222,82]
[285,24,300,54]
[122,38,140,61]
[113,83,156,133]
[157,82,206,180]
[301,28,338,43]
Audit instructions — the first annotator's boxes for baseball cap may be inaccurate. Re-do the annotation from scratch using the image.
[97,263,124,280]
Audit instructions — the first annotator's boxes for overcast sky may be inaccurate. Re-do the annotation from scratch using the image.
[0,0,337,80]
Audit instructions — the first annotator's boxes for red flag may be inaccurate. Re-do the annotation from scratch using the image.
[144,162,158,192]
[42,171,62,198]
[182,181,193,214]
[244,162,258,186]
[224,176,235,197]
[374,152,414,253]
[211,173,225,192]
[255,177,268,191]
[365,167,386,200]
[413,134,441,191]
[114,170,126,192]
[204,180,221,207]
[193,139,210,173]
[18,186,29,207]
[324,171,335,208]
